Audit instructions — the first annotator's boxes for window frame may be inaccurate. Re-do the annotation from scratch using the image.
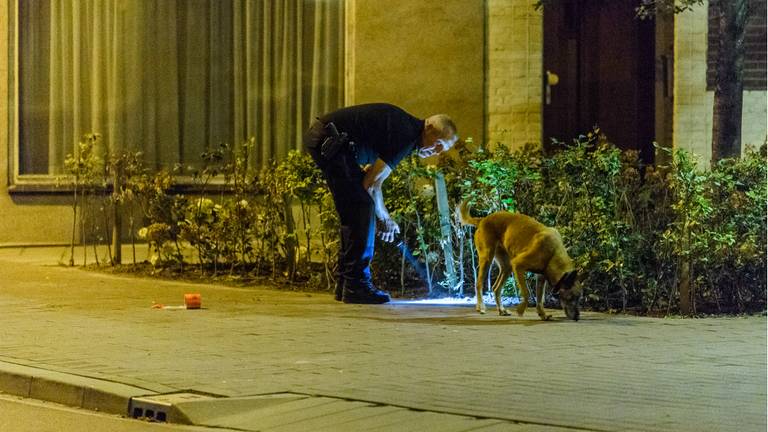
[6,1,78,193]
[6,0,29,192]
[0,0,246,195]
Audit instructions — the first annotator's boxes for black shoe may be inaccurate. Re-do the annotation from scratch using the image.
[342,281,390,304]
[334,279,343,302]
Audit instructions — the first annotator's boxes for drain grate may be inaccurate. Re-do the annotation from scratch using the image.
[129,391,219,423]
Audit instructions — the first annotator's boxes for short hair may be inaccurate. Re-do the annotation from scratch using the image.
[432,114,457,138]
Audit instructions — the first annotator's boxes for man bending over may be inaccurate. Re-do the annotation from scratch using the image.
[304,103,458,304]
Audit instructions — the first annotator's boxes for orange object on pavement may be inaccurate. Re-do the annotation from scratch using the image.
[184,293,202,309]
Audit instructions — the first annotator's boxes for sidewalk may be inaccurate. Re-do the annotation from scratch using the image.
[0,246,765,431]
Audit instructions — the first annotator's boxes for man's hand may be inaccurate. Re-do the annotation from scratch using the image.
[378,218,400,243]
[364,159,398,242]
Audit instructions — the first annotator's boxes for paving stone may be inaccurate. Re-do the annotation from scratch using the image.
[0,246,765,432]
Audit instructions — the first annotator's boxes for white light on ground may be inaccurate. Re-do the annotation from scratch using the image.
[392,293,521,306]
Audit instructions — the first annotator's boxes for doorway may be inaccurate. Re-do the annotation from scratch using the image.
[542,0,656,164]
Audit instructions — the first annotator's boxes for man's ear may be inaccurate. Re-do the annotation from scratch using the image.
[424,122,439,137]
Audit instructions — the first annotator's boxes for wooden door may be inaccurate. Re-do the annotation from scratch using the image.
[542,0,656,164]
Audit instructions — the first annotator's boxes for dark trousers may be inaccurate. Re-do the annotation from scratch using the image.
[304,121,376,285]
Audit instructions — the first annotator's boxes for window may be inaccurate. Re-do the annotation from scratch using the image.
[707,0,767,90]
[15,0,344,176]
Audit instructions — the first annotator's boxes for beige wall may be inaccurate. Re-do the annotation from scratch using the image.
[0,1,72,245]
[674,4,768,165]
[486,0,542,150]
[2,0,487,245]
[3,1,765,245]
[345,0,485,144]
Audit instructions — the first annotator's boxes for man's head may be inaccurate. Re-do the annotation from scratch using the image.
[418,114,458,158]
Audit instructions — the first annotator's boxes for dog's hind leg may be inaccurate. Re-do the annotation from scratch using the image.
[492,256,512,316]
[475,256,491,314]
[474,229,497,315]
[534,274,552,321]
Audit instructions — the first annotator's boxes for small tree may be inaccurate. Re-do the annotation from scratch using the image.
[707,0,750,162]
[64,133,103,266]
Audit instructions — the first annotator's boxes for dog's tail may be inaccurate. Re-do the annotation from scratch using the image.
[457,200,483,227]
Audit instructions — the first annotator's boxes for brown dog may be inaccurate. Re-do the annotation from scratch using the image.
[458,201,582,321]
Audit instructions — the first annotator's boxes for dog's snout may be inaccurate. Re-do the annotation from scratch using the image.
[561,300,580,321]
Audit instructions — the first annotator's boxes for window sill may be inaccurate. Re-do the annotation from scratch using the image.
[7,183,73,195]
[8,179,236,195]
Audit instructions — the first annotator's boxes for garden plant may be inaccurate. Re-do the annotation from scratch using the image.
[63,131,766,316]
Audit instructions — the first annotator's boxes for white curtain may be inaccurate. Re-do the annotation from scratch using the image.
[19,0,345,174]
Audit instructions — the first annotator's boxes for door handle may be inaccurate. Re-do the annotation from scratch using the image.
[545,70,559,105]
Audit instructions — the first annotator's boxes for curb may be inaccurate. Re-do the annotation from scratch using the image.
[0,361,156,416]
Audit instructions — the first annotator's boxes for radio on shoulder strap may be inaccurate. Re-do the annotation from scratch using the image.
[320,121,352,160]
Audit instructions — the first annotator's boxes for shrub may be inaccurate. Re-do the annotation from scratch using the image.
[376,132,766,314]
[71,130,765,315]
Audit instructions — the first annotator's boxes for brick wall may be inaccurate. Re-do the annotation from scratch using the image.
[707,0,767,90]
[674,4,767,165]
[486,0,542,150]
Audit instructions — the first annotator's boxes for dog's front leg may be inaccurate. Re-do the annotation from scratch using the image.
[535,275,552,321]
[512,266,529,317]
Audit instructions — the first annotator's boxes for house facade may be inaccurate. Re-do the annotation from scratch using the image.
[0,0,765,245]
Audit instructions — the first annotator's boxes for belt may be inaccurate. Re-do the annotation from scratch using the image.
[318,119,357,160]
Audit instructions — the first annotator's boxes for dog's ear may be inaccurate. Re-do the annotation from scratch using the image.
[556,270,578,291]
